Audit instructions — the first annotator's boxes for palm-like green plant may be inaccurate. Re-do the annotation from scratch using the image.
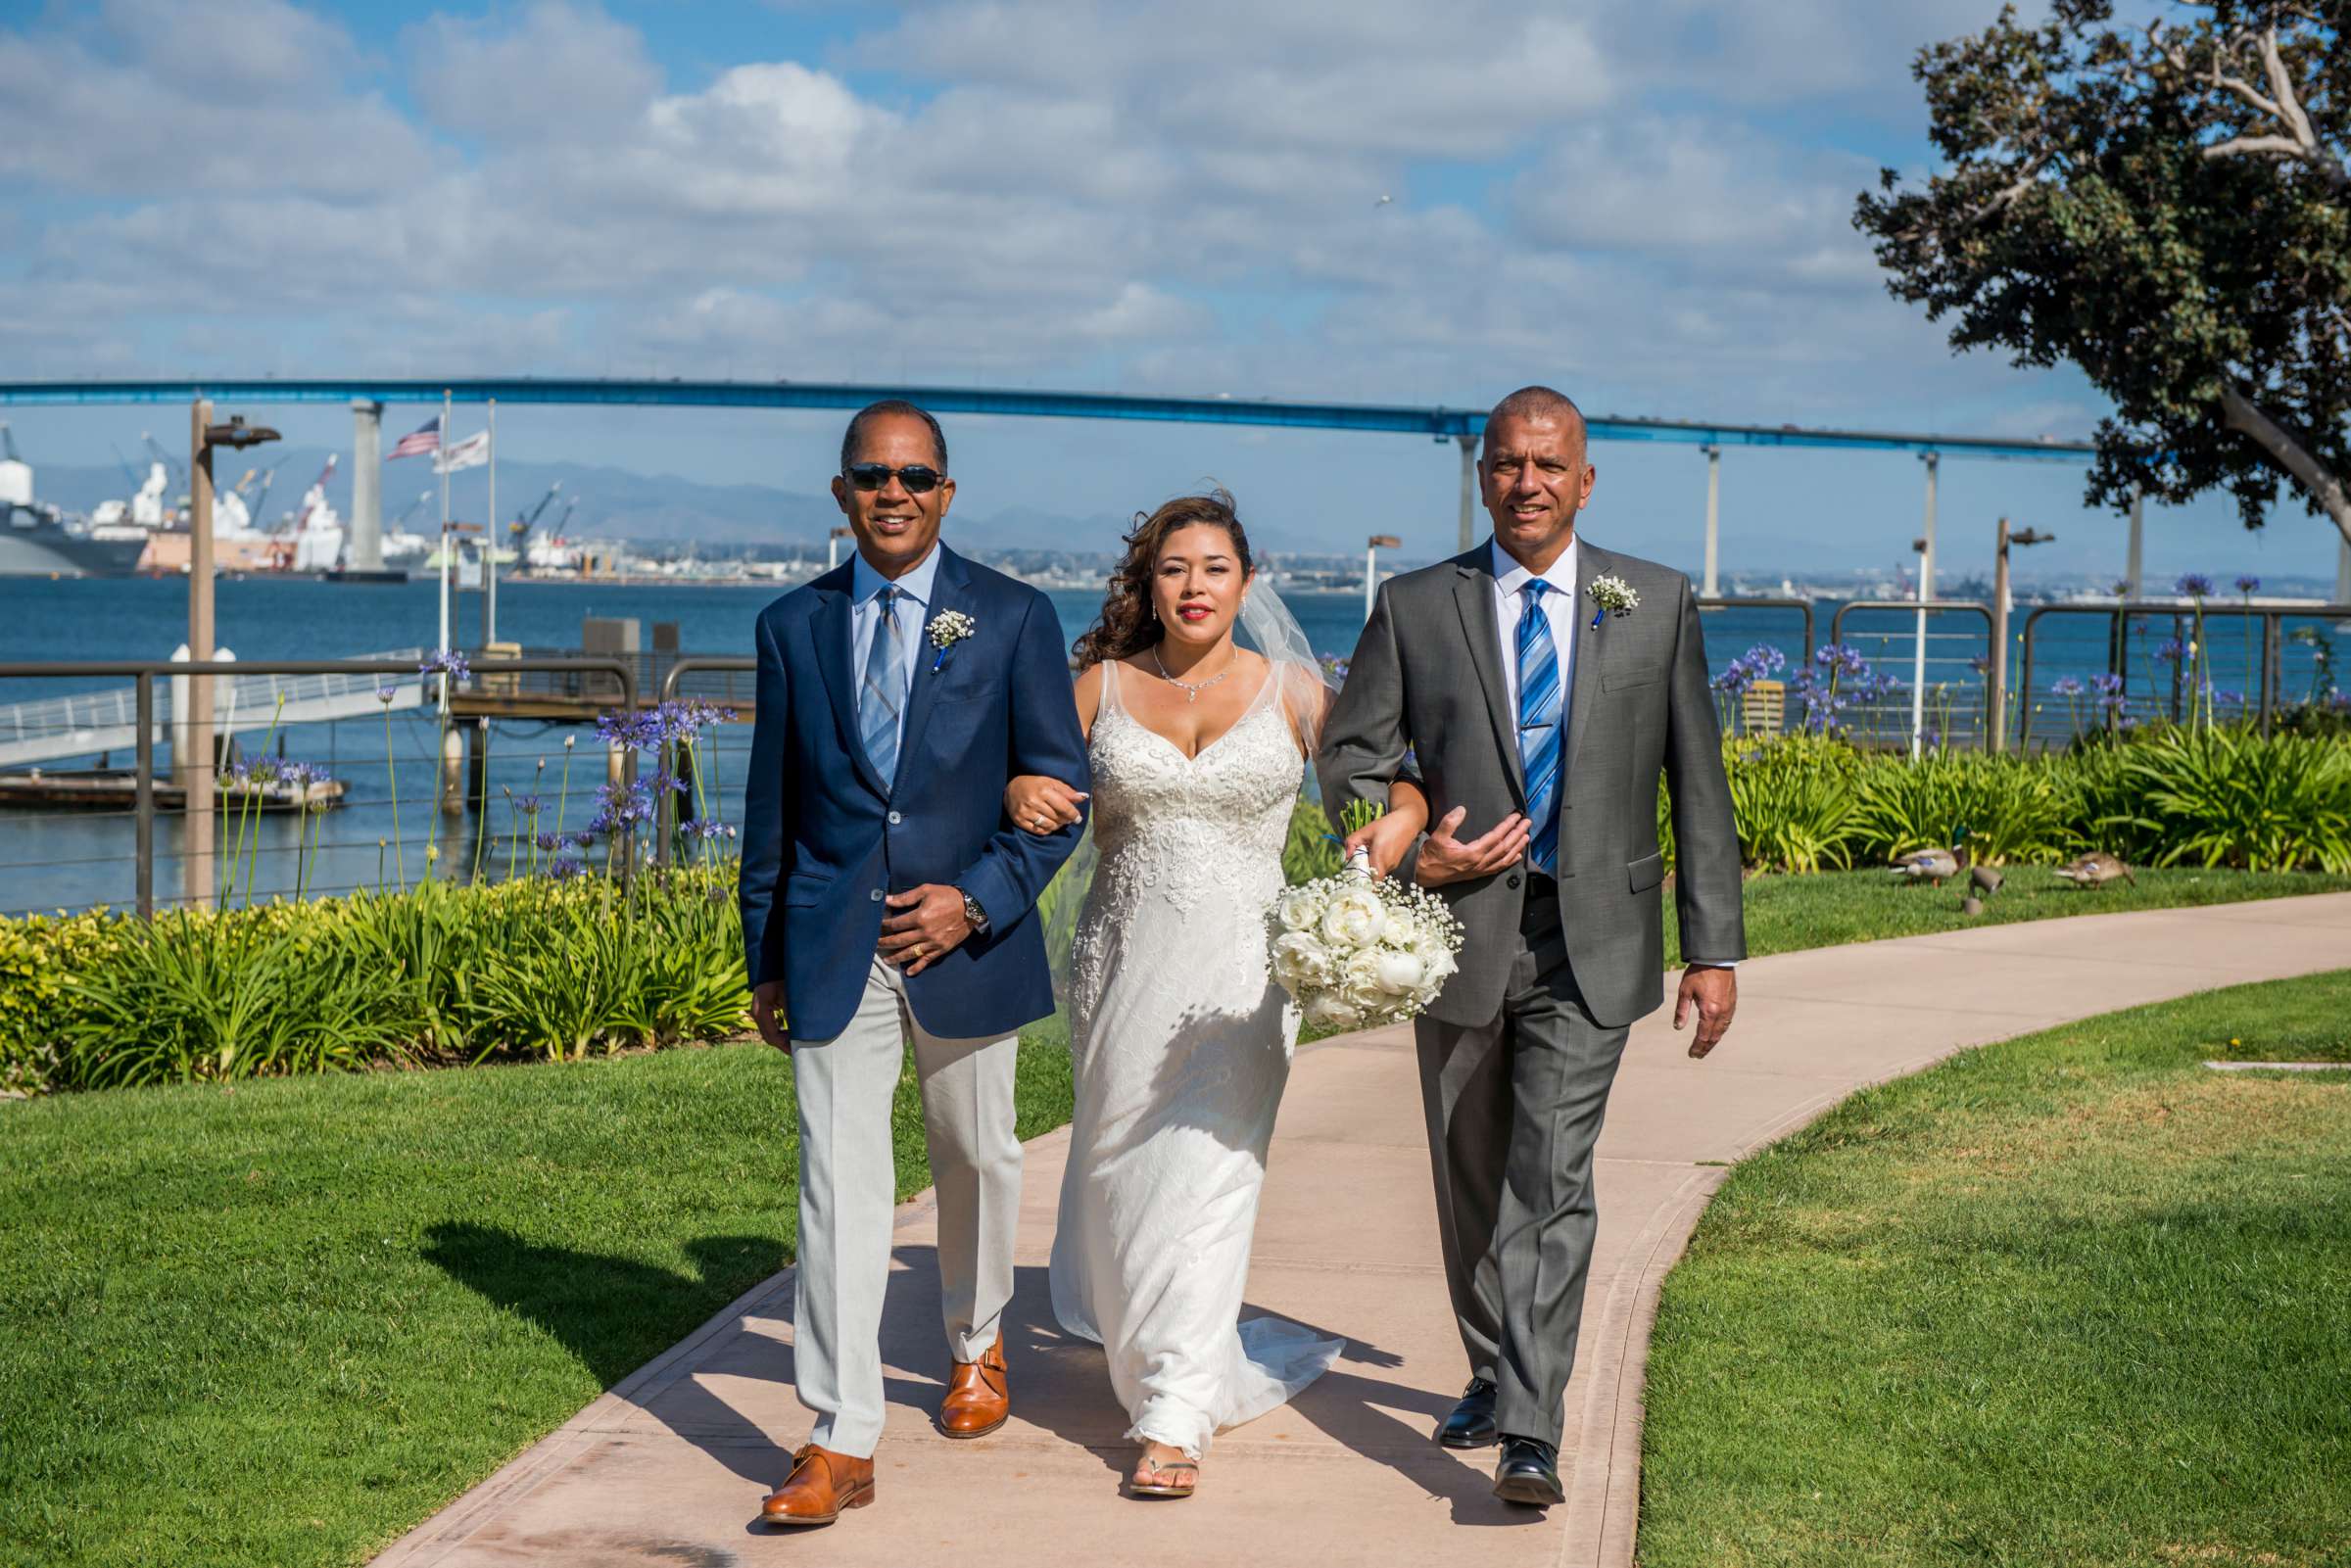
[1719,734,1863,873]
[2110,728,2351,874]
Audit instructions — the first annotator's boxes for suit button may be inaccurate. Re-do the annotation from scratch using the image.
[888,810,902,826]
[869,888,884,902]
[1507,873,1522,889]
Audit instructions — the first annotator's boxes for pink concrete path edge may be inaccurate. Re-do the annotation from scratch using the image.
[370,892,2351,1568]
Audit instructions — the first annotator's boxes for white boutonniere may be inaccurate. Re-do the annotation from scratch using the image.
[928,609,977,670]
[1586,574,1640,630]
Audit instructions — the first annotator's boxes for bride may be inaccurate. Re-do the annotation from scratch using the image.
[1004,491,1430,1499]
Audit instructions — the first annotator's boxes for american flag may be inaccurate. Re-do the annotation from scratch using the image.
[388,415,441,460]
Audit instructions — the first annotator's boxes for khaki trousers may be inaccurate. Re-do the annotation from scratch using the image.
[790,956,1022,1457]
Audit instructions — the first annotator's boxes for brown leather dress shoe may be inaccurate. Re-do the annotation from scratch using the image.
[755,1444,875,1527]
[936,1335,1010,1438]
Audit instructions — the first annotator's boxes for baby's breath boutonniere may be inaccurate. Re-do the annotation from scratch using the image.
[1586,574,1639,630]
[928,609,977,670]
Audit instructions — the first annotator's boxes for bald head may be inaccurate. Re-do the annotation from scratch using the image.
[1479,385,1595,574]
[1483,386,1586,458]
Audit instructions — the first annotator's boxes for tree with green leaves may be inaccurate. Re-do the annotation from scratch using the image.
[1857,1,2351,559]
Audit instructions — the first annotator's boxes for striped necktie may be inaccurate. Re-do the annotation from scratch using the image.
[1516,579,1561,877]
[860,584,906,784]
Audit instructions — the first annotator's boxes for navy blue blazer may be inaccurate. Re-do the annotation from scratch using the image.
[738,545,1090,1042]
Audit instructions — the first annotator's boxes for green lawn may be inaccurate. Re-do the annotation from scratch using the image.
[1663,864,2351,967]
[4,868,2344,1566]
[1640,971,2351,1567]
[0,1021,1074,1568]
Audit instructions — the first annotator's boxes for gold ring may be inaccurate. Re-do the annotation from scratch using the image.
[908,942,926,959]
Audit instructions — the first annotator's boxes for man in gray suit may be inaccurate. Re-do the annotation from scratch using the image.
[1319,385,1744,1508]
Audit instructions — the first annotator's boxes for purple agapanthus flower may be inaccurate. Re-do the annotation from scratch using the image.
[549,854,587,880]
[587,779,655,835]
[2154,638,2187,665]
[2175,572,2216,599]
[1969,654,1992,677]
[418,649,471,682]
[2234,575,2261,594]
[682,818,739,842]
[375,684,398,703]
[512,793,544,817]
[534,832,561,853]
[2050,676,2085,697]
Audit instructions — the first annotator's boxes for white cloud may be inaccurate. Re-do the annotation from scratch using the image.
[0,0,429,197]
[0,0,2093,451]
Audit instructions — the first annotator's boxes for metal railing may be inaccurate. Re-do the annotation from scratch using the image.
[2017,601,2351,746]
[655,656,757,866]
[502,645,756,710]
[1829,599,1996,747]
[0,656,636,919]
[1696,594,1815,662]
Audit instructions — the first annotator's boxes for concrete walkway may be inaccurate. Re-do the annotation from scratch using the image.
[374,893,2351,1568]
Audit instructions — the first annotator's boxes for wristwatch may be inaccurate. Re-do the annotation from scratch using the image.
[958,887,990,935]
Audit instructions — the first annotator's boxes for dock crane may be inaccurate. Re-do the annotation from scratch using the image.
[508,481,561,545]
[393,489,432,529]
[139,431,186,487]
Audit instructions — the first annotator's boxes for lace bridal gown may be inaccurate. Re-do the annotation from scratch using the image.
[1051,659,1342,1461]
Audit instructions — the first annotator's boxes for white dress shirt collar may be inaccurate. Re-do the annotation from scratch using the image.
[1490,532,1577,598]
[849,541,940,613]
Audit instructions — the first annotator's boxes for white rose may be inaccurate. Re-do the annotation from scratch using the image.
[1306,992,1362,1029]
[1372,948,1425,994]
[1340,949,1385,994]
[1275,885,1326,932]
[1379,908,1417,947]
[1319,885,1386,949]
[1271,931,1333,988]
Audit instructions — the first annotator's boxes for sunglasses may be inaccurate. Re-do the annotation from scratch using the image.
[843,462,945,494]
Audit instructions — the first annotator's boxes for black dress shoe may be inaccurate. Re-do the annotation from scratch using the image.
[1437,1378,1499,1449]
[1492,1436,1564,1507]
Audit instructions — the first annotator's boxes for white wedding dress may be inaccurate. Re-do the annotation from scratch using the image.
[1052,659,1343,1461]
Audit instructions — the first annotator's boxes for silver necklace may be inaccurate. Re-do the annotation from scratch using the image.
[1150,642,1235,703]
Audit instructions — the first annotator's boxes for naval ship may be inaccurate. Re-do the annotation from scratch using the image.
[0,432,146,577]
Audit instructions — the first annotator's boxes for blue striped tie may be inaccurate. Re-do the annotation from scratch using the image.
[1517,579,1561,877]
[860,585,906,784]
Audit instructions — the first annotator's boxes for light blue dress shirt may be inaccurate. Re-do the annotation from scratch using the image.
[849,544,938,757]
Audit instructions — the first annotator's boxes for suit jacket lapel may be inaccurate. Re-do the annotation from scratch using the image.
[1452,550,1527,804]
[813,566,889,799]
[1563,538,1610,786]
[889,545,969,794]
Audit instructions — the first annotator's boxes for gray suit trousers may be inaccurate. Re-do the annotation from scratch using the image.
[1413,878,1627,1448]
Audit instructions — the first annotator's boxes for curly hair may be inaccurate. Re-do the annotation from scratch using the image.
[1071,489,1255,670]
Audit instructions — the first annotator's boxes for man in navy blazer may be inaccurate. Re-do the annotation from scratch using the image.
[741,401,1089,1527]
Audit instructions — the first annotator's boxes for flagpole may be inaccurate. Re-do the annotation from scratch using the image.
[438,389,452,715]
[484,400,498,651]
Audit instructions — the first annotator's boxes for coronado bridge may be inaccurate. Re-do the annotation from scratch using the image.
[0,377,2105,596]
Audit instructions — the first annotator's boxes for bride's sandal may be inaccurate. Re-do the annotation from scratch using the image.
[1128,1447,1200,1499]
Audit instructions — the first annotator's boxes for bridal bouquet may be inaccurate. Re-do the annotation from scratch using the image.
[1267,808,1465,1030]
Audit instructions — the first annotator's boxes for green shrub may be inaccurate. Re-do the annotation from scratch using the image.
[2,867,753,1094]
[1850,750,2071,866]
[2106,727,2351,873]
[1719,734,1863,873]
[1284,798,1343,885]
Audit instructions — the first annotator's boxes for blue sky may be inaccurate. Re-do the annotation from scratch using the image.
[0,0,2341,582]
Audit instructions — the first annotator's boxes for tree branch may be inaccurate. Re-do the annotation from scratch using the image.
[2219,379,2351,546]
[2194,22,2351,191]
